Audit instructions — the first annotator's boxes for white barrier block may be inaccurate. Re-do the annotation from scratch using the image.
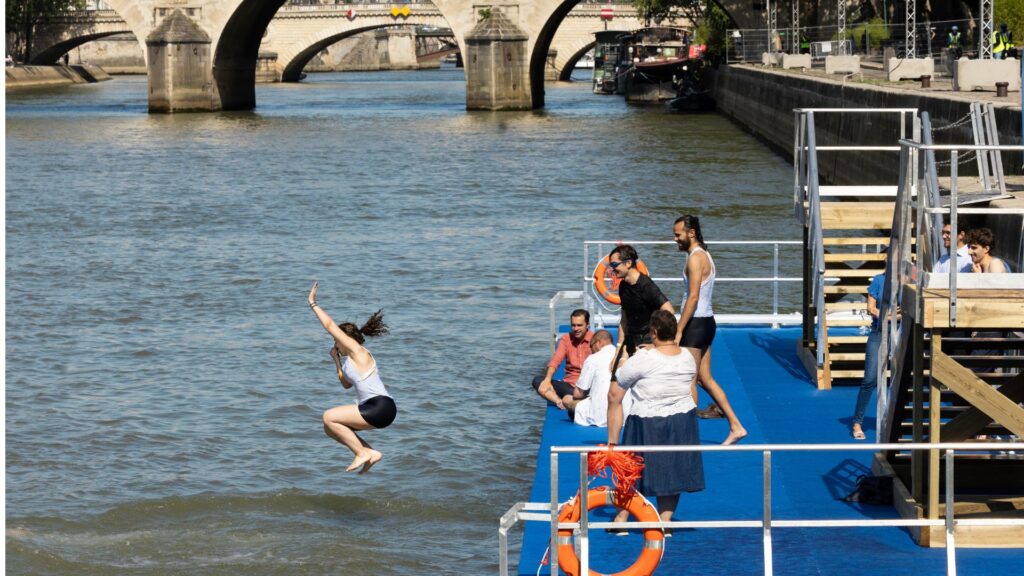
[825,55,860,74]
[954,58,1021,91]
[886,57,935,81]
[782,53,812,70]
[761,52,782,66]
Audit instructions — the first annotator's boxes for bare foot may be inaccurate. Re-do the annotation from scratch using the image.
[346,450,383,473]
[722,427,748,446]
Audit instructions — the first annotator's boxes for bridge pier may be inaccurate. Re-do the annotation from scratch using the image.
[146,10,218,113]
[464,10,531,111]
[375,27,418,70]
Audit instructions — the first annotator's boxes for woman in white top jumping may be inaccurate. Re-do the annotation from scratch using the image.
[308,281,397,474]
[673,215,747,445]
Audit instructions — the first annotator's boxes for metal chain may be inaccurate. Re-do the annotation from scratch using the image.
[933,151,977,167]
[930,112,974,132]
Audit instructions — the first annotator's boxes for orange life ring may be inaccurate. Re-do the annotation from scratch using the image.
[556,486,664,576]
[593,257,651,306]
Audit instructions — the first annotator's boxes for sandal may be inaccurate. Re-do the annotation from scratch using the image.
[852,427,866,440]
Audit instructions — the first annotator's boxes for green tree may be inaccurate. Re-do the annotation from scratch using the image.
[6,0,86,63]
[632,0,705,27]
[995,2,1024,44]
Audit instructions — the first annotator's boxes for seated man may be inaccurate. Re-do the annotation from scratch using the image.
[934,220,972,273]
[562,330,632,426]
[532,309,593,408]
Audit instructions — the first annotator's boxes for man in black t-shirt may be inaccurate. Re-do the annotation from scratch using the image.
[609,244,675,355]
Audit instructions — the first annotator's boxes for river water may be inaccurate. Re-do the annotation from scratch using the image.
[6,69,796,574]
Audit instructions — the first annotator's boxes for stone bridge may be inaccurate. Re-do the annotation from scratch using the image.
[30,0,745,112]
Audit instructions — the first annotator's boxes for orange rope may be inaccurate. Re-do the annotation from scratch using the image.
[587,444,644,505]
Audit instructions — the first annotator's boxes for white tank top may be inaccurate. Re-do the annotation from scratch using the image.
[341,353,391,405]
[687,247,715,318]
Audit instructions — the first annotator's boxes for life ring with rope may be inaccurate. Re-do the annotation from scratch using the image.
[593,257,650,306]
[556,486,664,576]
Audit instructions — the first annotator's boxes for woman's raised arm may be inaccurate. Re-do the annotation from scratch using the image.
[308,282,367,359]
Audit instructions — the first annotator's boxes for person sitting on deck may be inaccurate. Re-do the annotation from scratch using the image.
[934,220,973,273]
[532,309,593,409]
[967,228,1009,274]
[561,330,632,426]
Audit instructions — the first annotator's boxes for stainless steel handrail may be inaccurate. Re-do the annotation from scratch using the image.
[499,442,1024,576]
[581,240,801,323]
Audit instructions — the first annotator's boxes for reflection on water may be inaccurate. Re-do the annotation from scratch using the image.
[6,70,795,574]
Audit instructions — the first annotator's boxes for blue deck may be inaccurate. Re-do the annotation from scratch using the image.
[518,326,1023,575]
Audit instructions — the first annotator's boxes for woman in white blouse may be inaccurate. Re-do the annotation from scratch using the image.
[607,310,704,533]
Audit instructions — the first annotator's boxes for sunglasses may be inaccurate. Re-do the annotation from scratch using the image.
[608,259,631,269]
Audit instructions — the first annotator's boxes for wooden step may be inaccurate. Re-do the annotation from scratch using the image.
[823,237,890,246]
[830,370,865,379]
[949,356,1024,367]
[827,336,869,344]
[825,285,870,294]
[824,268,883,278]
[820,202,895,230]
[824,253,889,262]
[820,318,871,327]
[825,302,868,311]
[830,353,867,361]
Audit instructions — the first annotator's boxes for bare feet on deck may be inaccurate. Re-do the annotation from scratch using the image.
[347,450,383,474]
[722,426,748,446]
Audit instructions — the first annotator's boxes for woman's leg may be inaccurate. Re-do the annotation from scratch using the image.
[323,404,383,474]
[852,331,881,438]
[693,346,747,445]
[655,493,680,523]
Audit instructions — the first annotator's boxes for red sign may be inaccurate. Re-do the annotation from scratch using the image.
[600,7,614,20]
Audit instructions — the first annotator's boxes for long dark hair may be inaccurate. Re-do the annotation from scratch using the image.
[338,309,389,345]
[674,215,707,250]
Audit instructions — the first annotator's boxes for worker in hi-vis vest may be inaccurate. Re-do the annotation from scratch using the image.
[992,22,1015,59]
[947,25,962,60]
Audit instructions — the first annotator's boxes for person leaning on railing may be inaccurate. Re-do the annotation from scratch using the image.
[934,219,973,273]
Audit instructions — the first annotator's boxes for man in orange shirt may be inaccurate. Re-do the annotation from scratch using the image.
[532,309,594,409]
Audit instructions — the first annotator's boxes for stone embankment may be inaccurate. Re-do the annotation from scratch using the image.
[711,64,1022,186]
[6,64,112,89]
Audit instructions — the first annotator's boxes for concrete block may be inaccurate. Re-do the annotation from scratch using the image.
[886,57,934,81]
[781,53,812,70]
[954,58,1021,92]
[825,55,860,74]
[761,52,782,66]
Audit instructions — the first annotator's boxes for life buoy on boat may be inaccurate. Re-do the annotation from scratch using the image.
[593,258,650,306]
[556,486,664,576]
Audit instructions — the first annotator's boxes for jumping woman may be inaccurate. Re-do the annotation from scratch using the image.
[308,281,397,474]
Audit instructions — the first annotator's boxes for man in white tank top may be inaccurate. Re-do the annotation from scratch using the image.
[673,215,748,445]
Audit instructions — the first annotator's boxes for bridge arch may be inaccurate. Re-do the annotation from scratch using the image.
[273,14,453,82]
[31,29,133,64]
[554,37,595,81]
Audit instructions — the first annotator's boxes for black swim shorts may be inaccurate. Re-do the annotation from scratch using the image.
[680,316,717,349]
[358,395,397,429]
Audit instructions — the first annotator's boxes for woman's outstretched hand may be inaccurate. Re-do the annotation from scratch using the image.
[308,281,319,307]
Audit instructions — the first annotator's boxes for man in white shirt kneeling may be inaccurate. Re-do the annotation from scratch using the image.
[562,330,631,426]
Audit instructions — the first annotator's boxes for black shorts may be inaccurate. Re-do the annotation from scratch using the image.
[358,395,397,429]
[680,316,717,349]
[531,375,575,399]
[624,332,652,356]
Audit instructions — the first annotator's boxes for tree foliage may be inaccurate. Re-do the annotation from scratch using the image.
[631,0,705,27]
[995,2,1024,42]
[6,0,86,63]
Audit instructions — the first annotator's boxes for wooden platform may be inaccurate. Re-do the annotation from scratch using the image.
[874,453,1024,548]
[903,284,1024,329]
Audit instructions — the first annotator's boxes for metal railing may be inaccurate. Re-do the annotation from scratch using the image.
[498,442,1024,576]
[581,240,801,325]
[794,108,919,369]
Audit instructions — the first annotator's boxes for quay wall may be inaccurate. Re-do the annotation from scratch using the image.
[6,64,111,88]
[711,64,1023,186]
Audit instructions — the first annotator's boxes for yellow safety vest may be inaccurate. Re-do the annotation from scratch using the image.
[993,31,1013,53]
[948,32,960,48]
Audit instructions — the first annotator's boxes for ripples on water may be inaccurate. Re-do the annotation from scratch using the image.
[6,69,795,574]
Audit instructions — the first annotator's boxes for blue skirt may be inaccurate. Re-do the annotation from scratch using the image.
[621,410,705,497]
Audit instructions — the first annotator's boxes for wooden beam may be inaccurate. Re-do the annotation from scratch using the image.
[932,350,1024,438]
[820,202,895,230]
[942,375,1024,441]
[928,334,942,520]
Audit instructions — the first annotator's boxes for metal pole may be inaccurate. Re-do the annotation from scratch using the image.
[906,0,917,59]
[945,449,957,575]
[791,0,799,54]
[763,450,774,576]
[837,0,847,55]
[579,453,589,576]
[549,452,559,575]
[950,152,958,328]
[773,242,780,326]
[980,0,993,60]
[768,0,777,55]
